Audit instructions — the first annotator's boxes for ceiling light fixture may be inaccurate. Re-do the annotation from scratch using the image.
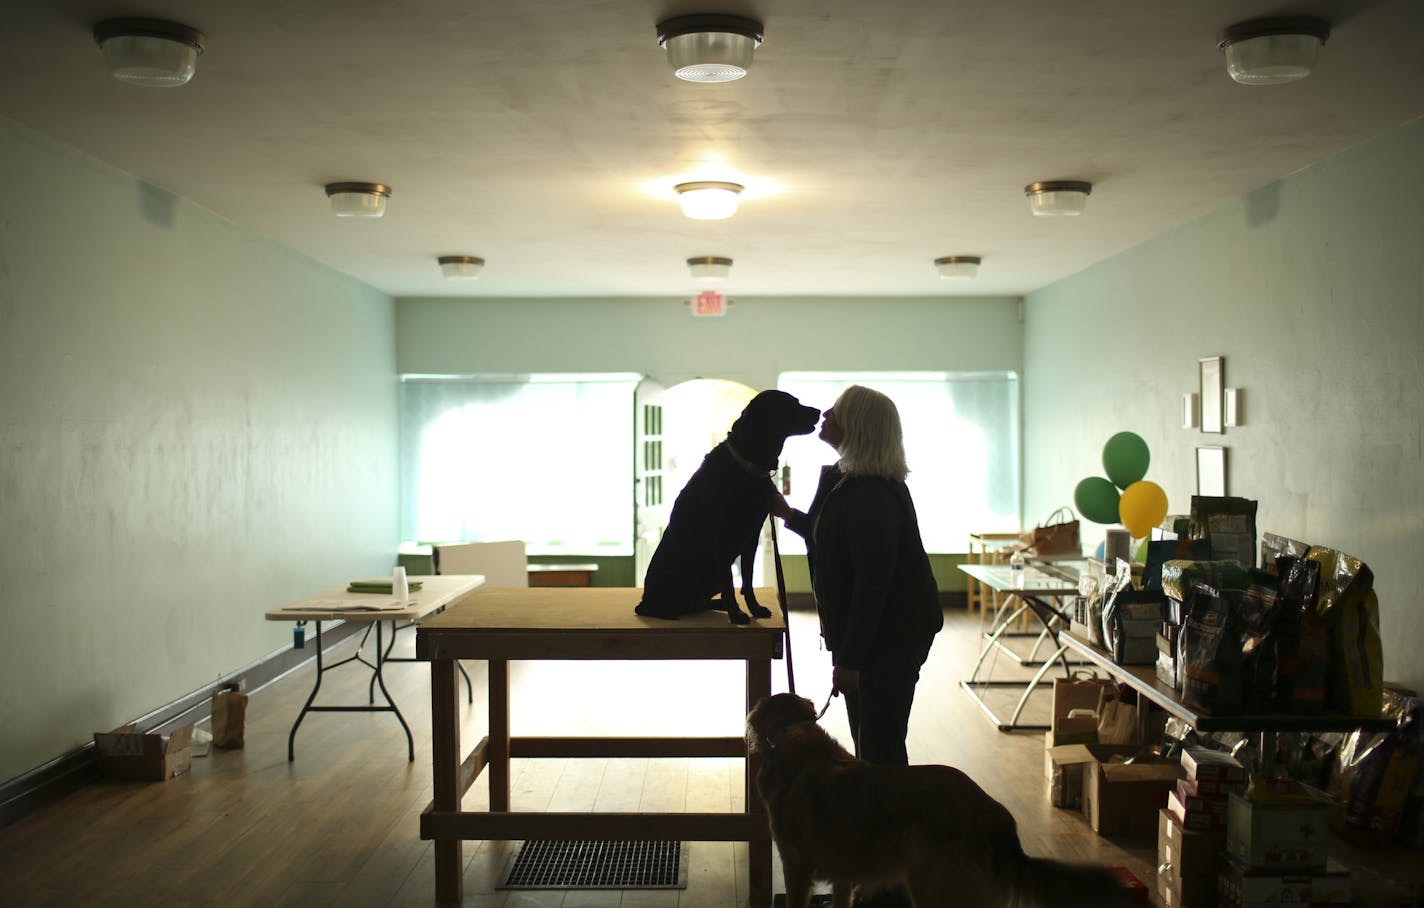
[1217,17,1330,85]
[437,256,485,279]
[675,181,743,220]
[688,256,733,281]
[656,14,764,83]
[324,182,391,218]
[934,256,981,279]
[1024,180,1093,217]
[93,18,205,87]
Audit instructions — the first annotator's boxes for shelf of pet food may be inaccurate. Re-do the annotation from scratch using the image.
[1058,629,1394,735]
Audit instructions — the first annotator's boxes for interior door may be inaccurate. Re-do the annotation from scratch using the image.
[633,376,669,586]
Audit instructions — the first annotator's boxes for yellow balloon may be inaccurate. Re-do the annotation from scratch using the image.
[1118,480,1168,538]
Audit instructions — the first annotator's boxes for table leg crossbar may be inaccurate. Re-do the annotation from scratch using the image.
[960,596,1075,732]
[424,656,774,905]
[286,620,416,762]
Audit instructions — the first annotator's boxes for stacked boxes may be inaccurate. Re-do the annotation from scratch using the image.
[1219,781,1346,907]
[1170,747,1247,832]
[1155,746,1244,907]
[1218,859,1349,907]
[1158,808,1225,908]
[1225,785,1329,869]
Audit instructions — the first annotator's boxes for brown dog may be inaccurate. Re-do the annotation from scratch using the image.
[747,693,1132,908]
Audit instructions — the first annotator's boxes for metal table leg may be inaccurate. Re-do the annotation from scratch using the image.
[286,620,417,762]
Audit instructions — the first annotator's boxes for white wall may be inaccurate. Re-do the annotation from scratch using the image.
[0,118,400,781]
[396,295,1023,390]
[1023,116,1424,691]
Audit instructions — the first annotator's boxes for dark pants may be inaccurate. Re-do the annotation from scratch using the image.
[843,653,924,766]
[843,658,923,908]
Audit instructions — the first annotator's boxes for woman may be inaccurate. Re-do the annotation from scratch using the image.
[772,384,942,766]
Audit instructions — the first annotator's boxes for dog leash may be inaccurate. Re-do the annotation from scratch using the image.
[768,512,797,695]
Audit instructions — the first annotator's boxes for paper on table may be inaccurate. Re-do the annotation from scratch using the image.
[283,599,408,612]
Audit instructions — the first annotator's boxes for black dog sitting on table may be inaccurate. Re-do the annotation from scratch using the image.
[636,390,820,625]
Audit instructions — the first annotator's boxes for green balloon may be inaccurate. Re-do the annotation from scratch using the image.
[1074,476,1122,525]
[1102,431,1151,489]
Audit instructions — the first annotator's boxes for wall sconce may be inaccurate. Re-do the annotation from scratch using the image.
[934,256,981,279]
[1218,17,1330,85]
[675,181,743,220]
[1182,393,1199,429]
[93,18,205,87]
[656,14,764,83]
[1025,181,1093,216]
[688,256,732,281]
[437,256,484,279]
[324,182,391,218]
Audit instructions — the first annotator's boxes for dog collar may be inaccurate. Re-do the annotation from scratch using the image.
[763,719,817,752]
[724,441,774,479]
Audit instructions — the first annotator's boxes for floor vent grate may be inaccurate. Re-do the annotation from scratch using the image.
[499,839,689,890]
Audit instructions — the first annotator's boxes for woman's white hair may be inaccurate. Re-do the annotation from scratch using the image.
[833,385,908,481]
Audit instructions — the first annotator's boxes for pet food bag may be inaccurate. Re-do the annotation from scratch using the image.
[1329,690,1423,848]
[1273,557,1330,713]
[1189,495,1258,567]
[1306,545,1384,717]
[1179,583,1245,715]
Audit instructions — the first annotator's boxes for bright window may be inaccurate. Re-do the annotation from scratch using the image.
[776,372,1020,554]
[399,374,639,555]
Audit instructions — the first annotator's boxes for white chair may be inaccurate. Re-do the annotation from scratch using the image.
[432,540,529,587]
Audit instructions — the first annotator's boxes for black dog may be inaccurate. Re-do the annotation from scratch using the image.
[636,390,820,624]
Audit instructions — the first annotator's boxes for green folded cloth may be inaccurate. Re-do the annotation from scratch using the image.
[347,579,424,594]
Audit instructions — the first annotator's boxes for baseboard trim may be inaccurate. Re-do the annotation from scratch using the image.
[0,620,368,830]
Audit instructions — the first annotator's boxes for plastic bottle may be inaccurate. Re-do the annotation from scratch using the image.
[393,565,409,602]
[1009,549,1025,588]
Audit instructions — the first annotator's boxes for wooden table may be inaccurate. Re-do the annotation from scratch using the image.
[527,562,598,587]
[416,586,784,906]
[264,574,485,761]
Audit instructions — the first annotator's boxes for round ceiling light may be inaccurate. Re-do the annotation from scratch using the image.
[438,256,485,279]
[93,18,205,87]
[688,256,733,281]
[934,256,982,279]
[324,182,391,218]
[656,14,764,83]
[675,181,743,220]
[1024,180,1093,217]
[1218,17,1330,85]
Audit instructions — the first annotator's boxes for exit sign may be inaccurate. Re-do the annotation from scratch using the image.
[692,291,725,317]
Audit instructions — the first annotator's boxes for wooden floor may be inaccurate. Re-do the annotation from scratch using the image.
[1,608,1418,906]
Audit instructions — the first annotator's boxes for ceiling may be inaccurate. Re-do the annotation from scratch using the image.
[3,1,1422,299]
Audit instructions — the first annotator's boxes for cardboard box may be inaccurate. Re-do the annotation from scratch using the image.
[1225,791,1329,870]
[1048,734,1087,814]
[1158,808,1225,907]
[1181,746,1247,782]
[1169,787,1229,832]
[1179,776,1244,798]
[1217,855,1349,907]
[1069,744,1181,836]
[93,723,195,782]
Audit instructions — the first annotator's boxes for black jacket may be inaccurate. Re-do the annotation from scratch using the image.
[785,465,942,670]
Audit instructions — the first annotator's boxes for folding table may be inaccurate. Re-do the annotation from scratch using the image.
[957,563,1081,732]
[264,574,485,761]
